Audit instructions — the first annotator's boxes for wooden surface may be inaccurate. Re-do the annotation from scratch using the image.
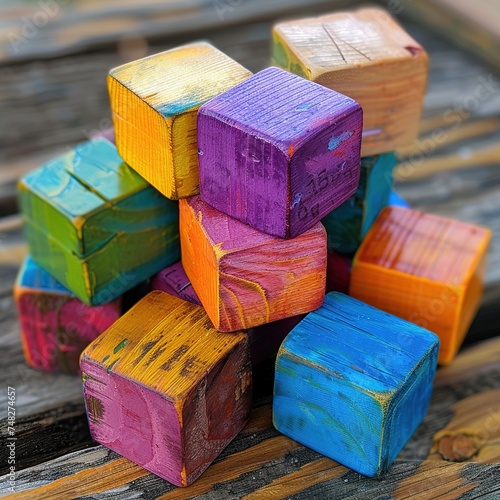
[402,0,500,69]
[0,4,500,499]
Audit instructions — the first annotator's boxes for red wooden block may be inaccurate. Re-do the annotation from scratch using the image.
[14,256,121,374]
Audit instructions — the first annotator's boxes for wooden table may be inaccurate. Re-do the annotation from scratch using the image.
[0,4,500,499]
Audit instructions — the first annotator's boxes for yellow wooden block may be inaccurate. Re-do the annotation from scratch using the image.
[272,7,429,156]
[108,42,252,199]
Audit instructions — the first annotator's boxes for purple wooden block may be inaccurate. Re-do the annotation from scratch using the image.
[150,261,202,306]
[151,260,302,365]
[197,66,363,238]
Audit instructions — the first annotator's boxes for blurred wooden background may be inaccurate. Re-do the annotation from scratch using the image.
[0,1,500,498]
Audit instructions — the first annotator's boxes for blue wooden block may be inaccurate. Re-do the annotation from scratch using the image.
[388,189,410,208]
[322,153,396,254]
[273,292,439,477]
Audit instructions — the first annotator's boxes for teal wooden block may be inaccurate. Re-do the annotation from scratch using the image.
[18,138,180,305]
[322,153,396,254]
[273,292,439,477]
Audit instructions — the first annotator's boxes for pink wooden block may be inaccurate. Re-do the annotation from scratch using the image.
[14,256,121,374]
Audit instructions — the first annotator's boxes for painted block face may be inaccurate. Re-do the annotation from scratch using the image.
[14,256,121,374]
[80,291,252,487]
[18,138,180,305]
[272,7,428,156]
[273,292,439,477]
[150,261,202,306]
[197,66,362,238]
[350,207,492,365]
[180,196,326,332]
[151,260,303,365]
[322,153,396,254]
[108,42,252,199]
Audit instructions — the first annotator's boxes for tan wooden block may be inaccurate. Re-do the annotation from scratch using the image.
[272,7,429,156]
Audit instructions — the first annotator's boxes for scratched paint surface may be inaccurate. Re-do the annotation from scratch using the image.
[322,153,396,254]
[350,207,492,365]
[273,292,439,477]
[180,196,326,332]
[197,66,362,238]
[18,138,180,305]
[14,256,121,374]
[80,291,252,487]
[108,42,252,199]
[272,7,428,156]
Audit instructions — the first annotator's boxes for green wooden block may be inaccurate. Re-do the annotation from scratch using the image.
[322,152,396,255]
[18,138,180,305]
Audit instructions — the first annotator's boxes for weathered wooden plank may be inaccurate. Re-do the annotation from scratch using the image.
[2,336,500,498]
[0,0,356,64]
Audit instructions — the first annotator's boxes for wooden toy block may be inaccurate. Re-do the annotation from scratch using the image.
[273,292,439,477]
[197,66,362,238]
[180,196,327,332]
[18,138,180,305]
[151,260,303,365]
[322,153,396,254]
[108,42,252,199]
[388,189,410,208]
[80,291,252,487]
[272,7,429,156]
[14,256,121,374]
[350,207,492,365]
[326,251,352,295]
[150,261,202,306]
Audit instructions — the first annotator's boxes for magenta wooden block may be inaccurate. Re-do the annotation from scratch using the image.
[14,256,121,374]
[150,261,201,306]
[198,66,363,238]
[326,252,352,295]
[151,260,303,365]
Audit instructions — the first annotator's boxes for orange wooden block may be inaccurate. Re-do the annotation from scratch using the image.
[180,196,327,332]
[350,207,492,365]
[108,42,252,199]
[272,7,429,156]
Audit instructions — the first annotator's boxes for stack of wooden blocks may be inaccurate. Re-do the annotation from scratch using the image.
[15,7,492,486]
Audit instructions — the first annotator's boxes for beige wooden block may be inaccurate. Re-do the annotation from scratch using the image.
[272,7,429,156]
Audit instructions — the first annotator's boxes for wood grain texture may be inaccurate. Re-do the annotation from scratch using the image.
[14,256,121,374]
[18,138,180,305]
[350,207,492,365]
[322,153,396,254]
[180,196,327,332]
[272,7,429,156]
[80,290,252,487]
[150,260,303,366]
[108,42,252,199]
[273,292,439,477]
[197,66,362,238]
